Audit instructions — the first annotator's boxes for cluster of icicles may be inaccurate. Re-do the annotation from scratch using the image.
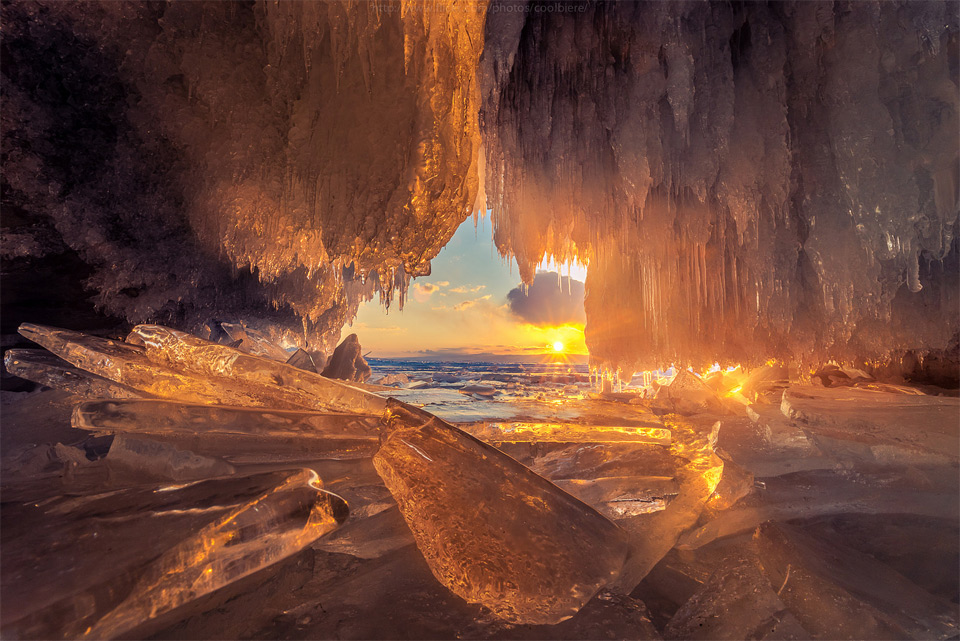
[3,0,957,369]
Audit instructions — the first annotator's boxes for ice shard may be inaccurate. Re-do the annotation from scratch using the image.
[467,421,672,445]
[321,333,372,382]
[663,545,810,640]
[2,469,347,640]
[611,416,725,591]
[3,348,146,399]
[653,370,725,415]
[105,434,236,481]
[781,386,960,462]
[72,399,381,462]
[753,521,958,639]
[73,399,379,441]
[17,324,301,408]
[372,399,630,624]
[552,476,680,520]
[132,324,387,415]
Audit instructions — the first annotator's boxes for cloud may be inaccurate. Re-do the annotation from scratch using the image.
[453,294,491,311]
[436,281,450,287]
[450,284,486,294]
[352,322,406,333]
[506,271,585,326]
[412,282,440,302]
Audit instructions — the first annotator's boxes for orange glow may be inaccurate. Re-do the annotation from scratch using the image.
[525,324,587,355]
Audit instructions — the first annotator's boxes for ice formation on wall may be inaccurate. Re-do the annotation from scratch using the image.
[481,0,958,372]
[2,0,486,352]
[2,0,957,368]
[481,2,958,369]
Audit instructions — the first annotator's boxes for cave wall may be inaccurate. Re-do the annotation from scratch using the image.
[2,0,957,370]
[2,0,486,352]
[480,0,958,372]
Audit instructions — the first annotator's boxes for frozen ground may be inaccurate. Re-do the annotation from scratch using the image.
[1,336,958,639]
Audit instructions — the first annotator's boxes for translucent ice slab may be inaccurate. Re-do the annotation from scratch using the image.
[17,324,299,408]
[73,398,380,441]
[677,467,960,551]
[653,370,724,414]
[1,468,347,640]
[106,434,236,481]
[132,324,387,415]
[782,386,959,462]
[553,475,679,519]
[372,399,630,624]
[664,546,810,640]
[3,348,145,399]
[611,416,726,591]
[72,399,382,463]
[753,521,958,639]
[467,421,672,445]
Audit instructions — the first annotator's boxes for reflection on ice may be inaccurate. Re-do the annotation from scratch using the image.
[373,400,630,624]
[18,324,298,408]
[470,421,671,444]
[2,469,347,640]
[5,322,958,637]
[132,324,386,415]
[4,349,145,400]
[73,399,380,442]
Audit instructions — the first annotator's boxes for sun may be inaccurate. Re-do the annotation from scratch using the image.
[552,341,564,353]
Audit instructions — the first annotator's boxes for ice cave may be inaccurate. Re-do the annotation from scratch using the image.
[1,1,958,639]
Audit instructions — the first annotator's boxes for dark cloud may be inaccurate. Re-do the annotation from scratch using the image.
[506,271,585,326]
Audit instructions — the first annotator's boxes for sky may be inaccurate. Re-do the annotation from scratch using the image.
[351,217,589,359]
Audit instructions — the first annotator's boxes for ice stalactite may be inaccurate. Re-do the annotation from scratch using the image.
[2,0,956,367]
[480,0,958,373]
[2,0,486,352]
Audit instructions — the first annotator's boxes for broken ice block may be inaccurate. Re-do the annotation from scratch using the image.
[285,348,318,373]
[703,456,754,513]
[553,475,679,519]
[677,468,960,551]
[106,434,236,481]
[73,399,379,440]
[466,421,672,445]
[611,416,725,591]
[518,442,679,482]
[132,324,387,415]
[2,469,347,640]
[781,386,959,462]
[376,373,410,386]
[314,506,416,560]
[653,370,724,414]
[726,405,832,477]
[3,348,145,399]
[219,321,294,361]
[72,399,382,462]
[740,363,789,399]
[458,384,497,396]
[753,521,958,639]
[17,324,298,408]
[811,363,873,387]
[372,399,630,624]
[664,545,810,640]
